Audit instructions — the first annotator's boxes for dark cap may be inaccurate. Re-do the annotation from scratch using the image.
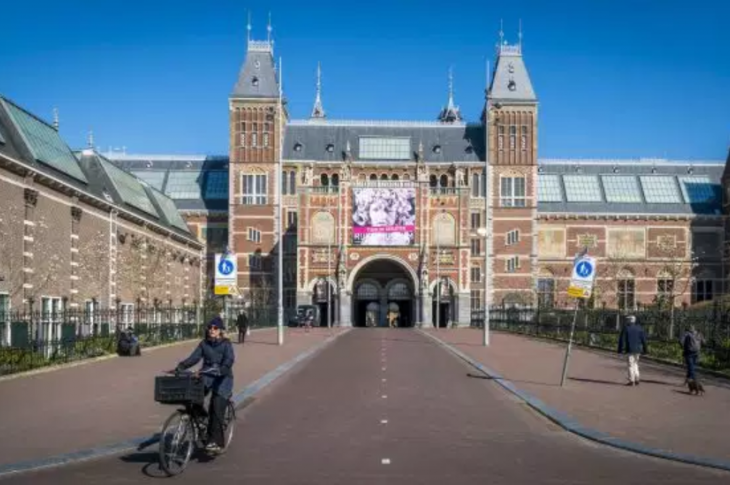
[207,316,226,330]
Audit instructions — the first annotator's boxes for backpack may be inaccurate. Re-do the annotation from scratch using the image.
[686,332,701,353]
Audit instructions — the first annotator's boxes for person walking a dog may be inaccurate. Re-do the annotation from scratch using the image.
[681,325,705,388]
[617,314,648,386]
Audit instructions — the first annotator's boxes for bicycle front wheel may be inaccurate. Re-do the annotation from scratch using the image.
[223,401,237,450]
[159,410,195,476]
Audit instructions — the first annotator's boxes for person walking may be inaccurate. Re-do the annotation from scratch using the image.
[236,310,249,344]
[681,324,704,383]
[617,314,648,386]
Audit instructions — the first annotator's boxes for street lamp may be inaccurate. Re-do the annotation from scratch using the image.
[477,226,490,346]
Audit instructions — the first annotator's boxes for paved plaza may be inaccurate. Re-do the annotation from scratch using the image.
[0,329,727,484]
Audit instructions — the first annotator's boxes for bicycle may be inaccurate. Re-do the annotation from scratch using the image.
[154,368,237,476]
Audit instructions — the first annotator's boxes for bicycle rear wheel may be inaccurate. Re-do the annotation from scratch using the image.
[159,410,195,476]
[223,401,237,450]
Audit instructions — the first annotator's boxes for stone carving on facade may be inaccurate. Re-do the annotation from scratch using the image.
[337,249,347,290]
[419,246,429,292]
[341,162,351,182]
[303,164,314,185]
[455,167,465,187]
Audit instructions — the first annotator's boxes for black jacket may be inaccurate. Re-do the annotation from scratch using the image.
[236,314,249,329]
[618,324,648,355]
[178,337,235,397]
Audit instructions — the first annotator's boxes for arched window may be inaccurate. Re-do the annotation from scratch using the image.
[402,173,411,181]
[320,173,329,187]
[388,282,410,300]
[429,175,438,187]
[439,174,448,188]
[472,172,480,197]
[391,174,399,181]
[331,173,339,187]
[357,282,380,300]
[370,174,378,181]
[380,174,389,180]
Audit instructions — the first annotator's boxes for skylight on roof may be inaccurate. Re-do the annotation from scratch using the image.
[639,176,682,203]
[678,176,720,203]
[101,160,159,216]
[3,99,88,183]
[537,174,563,202]
[601,176,642,203]
[562,175,602,202]
[132,171,166,191]
[147,188,190,232]
[204,171,228,200]
[359,137,411,160]
[165,171,204,199]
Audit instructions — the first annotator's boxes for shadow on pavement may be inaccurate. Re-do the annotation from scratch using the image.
[466,372,558,387]
[568,377,625,386]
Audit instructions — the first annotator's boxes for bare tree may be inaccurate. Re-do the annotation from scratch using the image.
[0,209,25,303]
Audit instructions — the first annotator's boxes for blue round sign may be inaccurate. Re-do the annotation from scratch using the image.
[218,258,234,276]
[575,261,593,278]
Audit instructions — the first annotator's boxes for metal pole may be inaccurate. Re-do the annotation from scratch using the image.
[483,60,491,347]
[327,195,332,329]
[436,238,440,330]
[560,300,581,387]
[276,56,284,346]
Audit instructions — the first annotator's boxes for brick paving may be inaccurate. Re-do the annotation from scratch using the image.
[0,327,341,467]
[4,329,726,484]
[431,329,730,465]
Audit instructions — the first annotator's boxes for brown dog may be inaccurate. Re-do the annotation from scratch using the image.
[687,379,705,396]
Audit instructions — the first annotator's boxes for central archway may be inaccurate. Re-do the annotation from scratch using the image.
[349,256,417,328]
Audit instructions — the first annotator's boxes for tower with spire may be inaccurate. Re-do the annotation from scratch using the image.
[438,67,463,123]
[229,12,286,304]
[310,62,326,119]
[484,20,539,307]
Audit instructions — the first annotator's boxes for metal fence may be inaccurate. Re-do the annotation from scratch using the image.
[0,303,278,377]
[471,304,730,374]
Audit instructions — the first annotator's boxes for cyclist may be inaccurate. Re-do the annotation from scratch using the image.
[175,315,235,453]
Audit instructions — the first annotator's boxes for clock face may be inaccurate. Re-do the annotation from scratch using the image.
[508,80,517,91]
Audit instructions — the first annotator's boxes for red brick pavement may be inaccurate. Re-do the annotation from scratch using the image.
[0,327,341,466]
[430,329,730,464]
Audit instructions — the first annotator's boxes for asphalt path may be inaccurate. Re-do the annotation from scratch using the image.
[3,329,726,484]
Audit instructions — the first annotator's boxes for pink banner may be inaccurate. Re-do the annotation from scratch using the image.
[353,225,415,235]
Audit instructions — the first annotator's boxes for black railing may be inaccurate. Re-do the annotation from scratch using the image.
[471,304,730,374]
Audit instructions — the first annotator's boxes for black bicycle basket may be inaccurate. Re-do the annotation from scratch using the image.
[154,375,205,405]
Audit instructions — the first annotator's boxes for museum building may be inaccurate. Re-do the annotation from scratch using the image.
[108,28,728,328]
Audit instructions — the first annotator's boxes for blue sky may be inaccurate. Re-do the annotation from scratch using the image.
[1,0,728,159]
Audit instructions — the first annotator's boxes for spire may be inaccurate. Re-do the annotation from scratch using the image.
[267,12,272,44]
[310,62,326,119]
[87,130,94,149]
[52,107,59,131]
[247,11,252,45]
[438,66,463,123]
[518,19,523,50]
[488,21,536,103]
[499,19,504,47]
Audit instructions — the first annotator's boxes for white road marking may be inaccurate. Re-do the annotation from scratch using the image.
[382,395,387,399]
[382,367,386,371]
[381,419,388,424]
[381,458,391,465]
[382,378,387,382]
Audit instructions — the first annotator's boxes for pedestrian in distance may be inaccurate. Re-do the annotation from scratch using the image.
[175,315,235,454]
[617,314,648,386]
[236,309,249,344]
[680,324,706,395]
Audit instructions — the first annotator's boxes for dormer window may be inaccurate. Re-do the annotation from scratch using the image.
[252,76,259,87]
[465,145,474,154]
[507,79,517,91]
[294,142,303,152]
[433,145,442,154]
[326,144,335,153]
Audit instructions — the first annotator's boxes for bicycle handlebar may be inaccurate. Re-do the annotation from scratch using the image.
[164,367,221,377]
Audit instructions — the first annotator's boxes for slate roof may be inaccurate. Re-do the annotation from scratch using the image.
[231,41,279,99]
[283,121,486,163]
[488,44,537,103]
[0,95,197,242]
[104,153,229,213]
[537,160,724,216]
